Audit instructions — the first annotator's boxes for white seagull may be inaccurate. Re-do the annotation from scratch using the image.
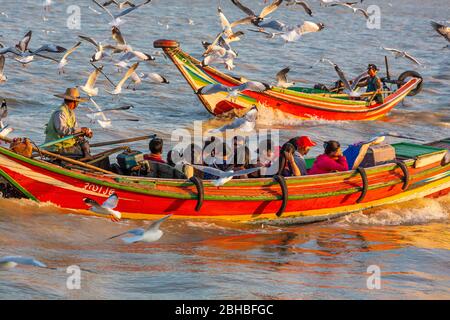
[275,67,295,88]
[0,99,7,129]
[78,35,113,62]
[107,62,139,95]
[209,106,258,133]
[79,65,104,97]
[320,58,368,97]
[83,193,122,221]
[107,214,172,243]
[197,81,271,101]
[431,21,450,43]
[280,21,325,42]
[0,53,7,83]
[139,72,169,84]
[0,256,47,270]
[286,1,313,16]
[330,2,369,19]
[230,0,284,27]
[91,0,151,26]
[102,0,136,9]
[58,41,82,74]
[0,99,11,138]
[382,47,422,66]
[191,164,261,186]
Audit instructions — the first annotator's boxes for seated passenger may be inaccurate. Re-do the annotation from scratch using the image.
[144,137,166,164]
[289,136,317,176]
[278,143,301,177]
[309,140,349,175]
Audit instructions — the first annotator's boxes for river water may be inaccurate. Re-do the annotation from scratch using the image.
[0,0,449,299]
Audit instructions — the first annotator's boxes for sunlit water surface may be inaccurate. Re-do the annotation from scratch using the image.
[0,0,449,299]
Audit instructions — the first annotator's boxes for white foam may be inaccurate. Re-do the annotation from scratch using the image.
[345,196,450,226]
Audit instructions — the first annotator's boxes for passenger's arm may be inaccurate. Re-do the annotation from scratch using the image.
[286,152,301,176]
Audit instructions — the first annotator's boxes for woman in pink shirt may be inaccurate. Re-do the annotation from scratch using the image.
[309,140,349,175]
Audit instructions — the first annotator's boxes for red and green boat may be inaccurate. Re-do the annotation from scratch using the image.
[154,39,423,120]
[0,139,449,224]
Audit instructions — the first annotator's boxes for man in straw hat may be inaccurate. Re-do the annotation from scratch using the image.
[44,87,93,158]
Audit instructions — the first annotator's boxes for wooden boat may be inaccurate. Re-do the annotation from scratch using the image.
[0,139,449,224]
[154,39,423,121]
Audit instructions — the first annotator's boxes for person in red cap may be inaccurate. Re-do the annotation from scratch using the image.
[291,136,317,175]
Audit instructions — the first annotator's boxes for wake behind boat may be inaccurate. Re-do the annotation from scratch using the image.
[154,39,423,121]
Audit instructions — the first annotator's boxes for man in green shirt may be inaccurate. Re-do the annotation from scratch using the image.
[44,88,93,158]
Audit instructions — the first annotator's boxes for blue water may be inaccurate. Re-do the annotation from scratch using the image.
[0,0,449,299]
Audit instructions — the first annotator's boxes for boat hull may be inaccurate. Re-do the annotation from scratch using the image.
[1,145,449,224]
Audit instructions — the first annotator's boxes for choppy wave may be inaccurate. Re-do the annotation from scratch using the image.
[345,195,450,226]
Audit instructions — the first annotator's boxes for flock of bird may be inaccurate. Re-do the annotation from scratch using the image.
[0,0,450,271]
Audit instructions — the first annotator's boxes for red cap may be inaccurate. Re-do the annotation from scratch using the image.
[296,136,317,148]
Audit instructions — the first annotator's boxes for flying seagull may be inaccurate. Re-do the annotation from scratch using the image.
[0,53,6,83]
[0,256,48,270]
[58,41,82,74]
[102,0,136,9]
[382,47,422,66]
[209,106,258,133]
[280,21,325,42]
[431,21,450,45]
[139,72,169,84]
[197,81,271,101]
[247,28,283,39]
[0,31,33,61]
[275,67,295,88]
[78,35,113,62]
[191,164,261,186]
[106,62,139,95]
[230,0,284,27]
[320,58,368,97]
[83,193,122,221]
[0,99,7,128]
[330,2,369,19]
[107,214,172,243]
[91,0,151,26]
[79,64,105,97]
[286,1,313,16]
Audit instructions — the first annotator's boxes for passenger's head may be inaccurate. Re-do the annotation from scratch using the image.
[296,136,316,156]
[368,64,378,77]
[149,137,163,155]
[281,142,296,155]
[323,140,341,157]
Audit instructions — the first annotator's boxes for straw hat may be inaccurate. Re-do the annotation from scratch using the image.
[54,87,88,102]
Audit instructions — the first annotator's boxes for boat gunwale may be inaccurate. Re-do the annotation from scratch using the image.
[1,145,448,202]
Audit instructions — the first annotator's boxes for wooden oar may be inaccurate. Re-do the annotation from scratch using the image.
[38,133,84,149]
[90,134,156,148]
[79,146,130,163]
[0,135,113,174]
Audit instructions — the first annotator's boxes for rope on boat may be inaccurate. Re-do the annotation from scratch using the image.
[395,160,410,191]
[355,167,369,203]
[189,176,204,212]
[273,175,288,217]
